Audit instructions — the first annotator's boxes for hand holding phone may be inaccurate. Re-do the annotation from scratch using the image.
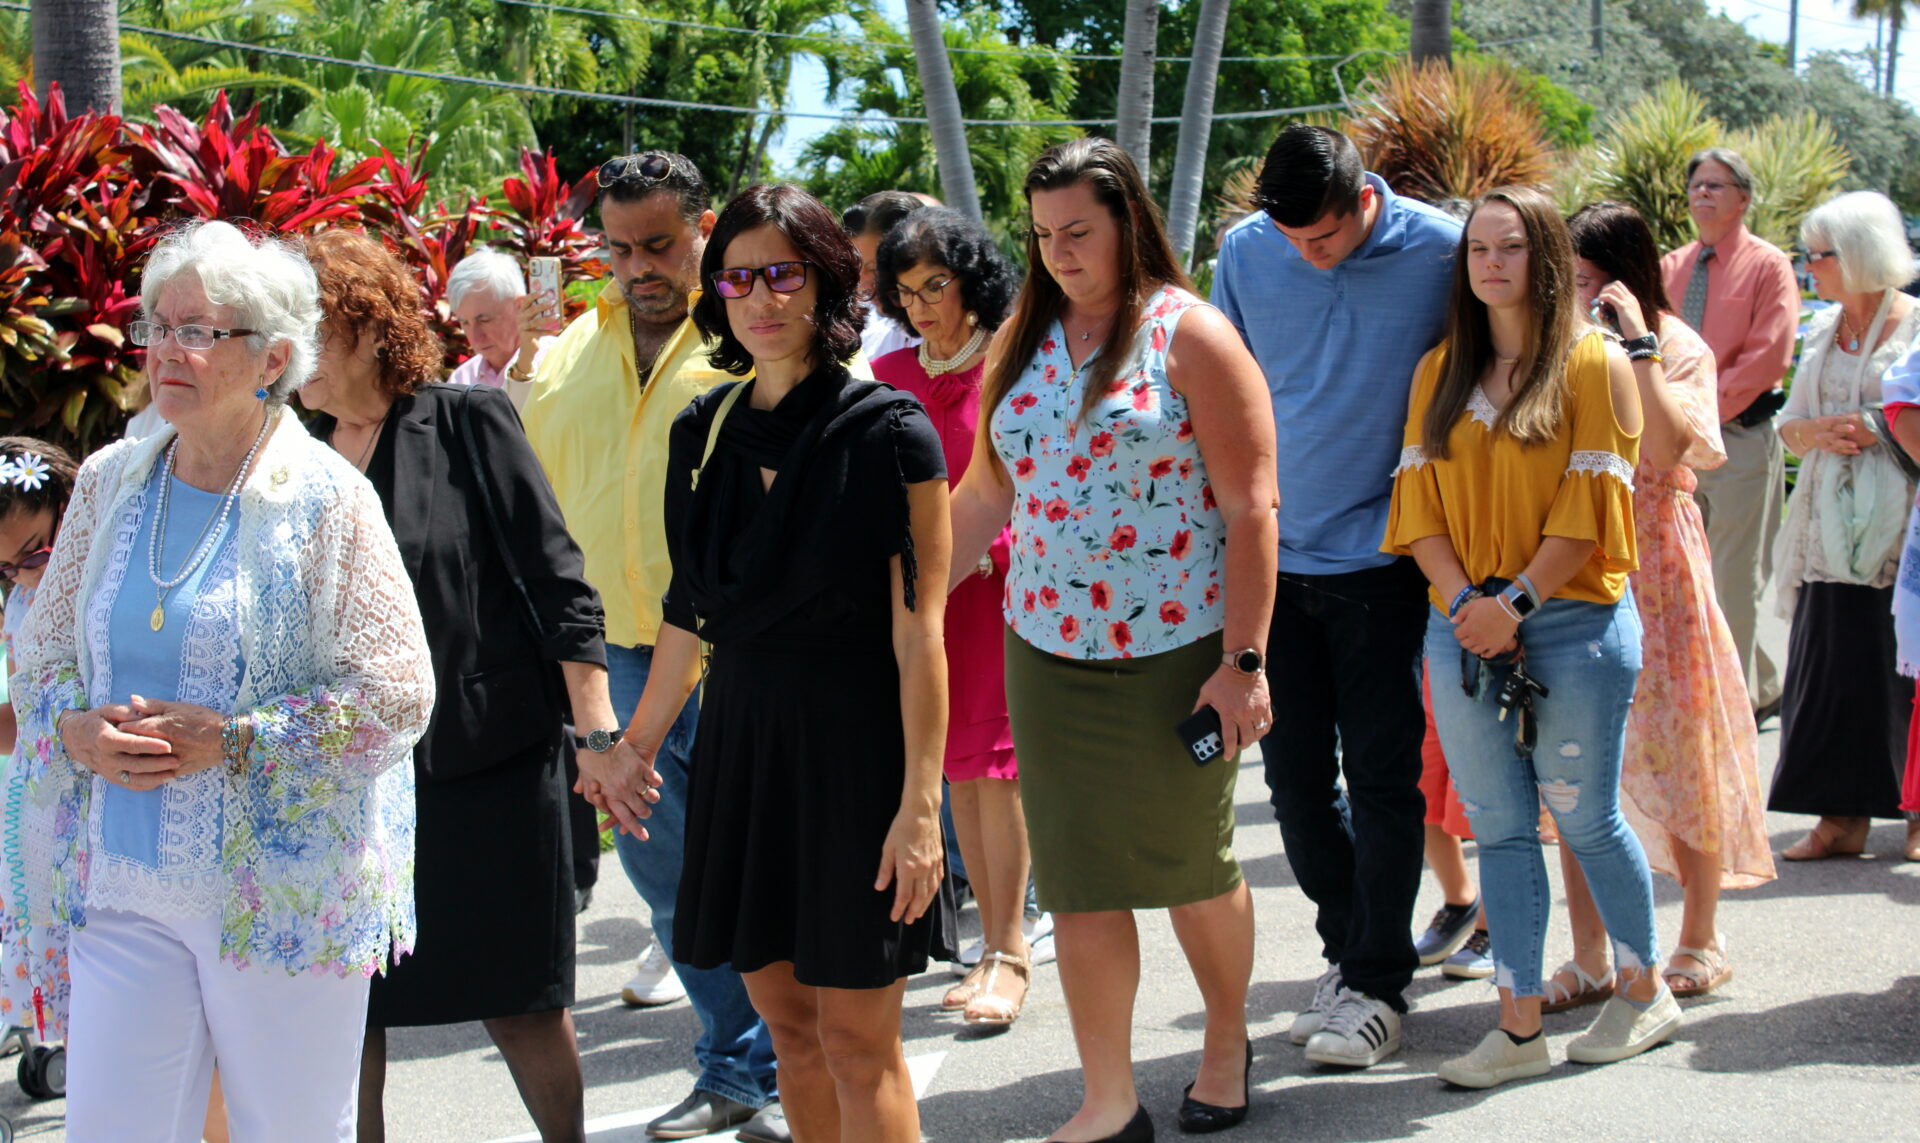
[528,256,562,307]
[1176,706,1227,767]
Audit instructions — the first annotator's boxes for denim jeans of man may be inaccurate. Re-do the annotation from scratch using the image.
[1425,595,1659,997]
[1260,559,1428,1010]
[607,643,776,1108]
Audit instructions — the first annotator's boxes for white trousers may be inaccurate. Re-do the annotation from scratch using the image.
[67,908,372,1143]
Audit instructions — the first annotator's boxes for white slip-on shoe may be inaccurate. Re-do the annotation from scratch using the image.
[1437,1029,1552,1089]
[621,938,688,1007]
[1289,965,1344,1045]
[1304,988,1402,1067]
[1566,987,1682,1065]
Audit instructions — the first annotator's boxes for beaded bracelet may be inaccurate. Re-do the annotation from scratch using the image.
[1627,349,1663,364]
[1449,585,1483,619]
[221,713,251,778]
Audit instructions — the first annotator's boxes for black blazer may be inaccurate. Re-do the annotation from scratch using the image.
[311,384,607,779]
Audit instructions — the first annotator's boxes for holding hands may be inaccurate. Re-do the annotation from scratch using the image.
[574,735,663,840]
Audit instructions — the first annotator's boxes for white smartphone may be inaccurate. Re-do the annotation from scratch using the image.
[529,256,562,306]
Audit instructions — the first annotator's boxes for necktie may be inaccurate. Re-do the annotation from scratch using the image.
[1681,246,1714,331]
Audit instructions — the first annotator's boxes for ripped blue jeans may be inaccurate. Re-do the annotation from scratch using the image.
[1425,593,1658,997]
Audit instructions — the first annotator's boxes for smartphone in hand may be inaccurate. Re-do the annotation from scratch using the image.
[1176,706,1226,767]
[529,256,562,307]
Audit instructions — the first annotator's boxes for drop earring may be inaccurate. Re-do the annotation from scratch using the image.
[967,311,979,327]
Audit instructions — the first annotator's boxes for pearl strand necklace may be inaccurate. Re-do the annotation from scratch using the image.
[917,323,989,377]
[146,414,271,632]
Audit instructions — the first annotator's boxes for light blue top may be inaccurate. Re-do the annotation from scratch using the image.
[93,469,240,915]
[1212,173,1462,574]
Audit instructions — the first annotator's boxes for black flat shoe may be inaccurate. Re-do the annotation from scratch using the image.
[1047,1104,1154,1143]
[1178,1039,1251,1134]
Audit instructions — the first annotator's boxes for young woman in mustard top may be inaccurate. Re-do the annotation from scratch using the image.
[1384,186,1678,1089]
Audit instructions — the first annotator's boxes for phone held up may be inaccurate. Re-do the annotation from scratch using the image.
[529,256,563,310]
[1176,706,1226,767]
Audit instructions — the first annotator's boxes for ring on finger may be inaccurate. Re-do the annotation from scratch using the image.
[119,770,131,783]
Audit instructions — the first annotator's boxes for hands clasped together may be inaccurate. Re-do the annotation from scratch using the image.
[61,695,225,790]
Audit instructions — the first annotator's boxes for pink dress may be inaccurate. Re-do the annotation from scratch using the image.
[873,347,1018,782]
[1621,315,1776,888]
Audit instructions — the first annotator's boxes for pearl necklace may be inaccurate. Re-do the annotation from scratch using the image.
[146,415,270,632]
[917,324,988,377]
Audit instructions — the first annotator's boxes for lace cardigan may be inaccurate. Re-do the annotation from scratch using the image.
[4,405,434,980]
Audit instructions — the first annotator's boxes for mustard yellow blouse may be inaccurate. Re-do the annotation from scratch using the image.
[1383,330,1639,610]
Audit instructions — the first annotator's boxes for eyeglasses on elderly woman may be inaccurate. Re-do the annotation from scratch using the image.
[128,320,257,350]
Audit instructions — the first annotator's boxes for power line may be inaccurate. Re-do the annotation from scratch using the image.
[492,0,1356,64]
[0,4,1345,128]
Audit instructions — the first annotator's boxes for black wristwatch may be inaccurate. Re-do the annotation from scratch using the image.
[1619,332,1659,355]
[1223,647,1266,676]
[578,727,624,753]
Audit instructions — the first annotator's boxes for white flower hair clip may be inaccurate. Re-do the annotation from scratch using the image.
[5,453,50,491]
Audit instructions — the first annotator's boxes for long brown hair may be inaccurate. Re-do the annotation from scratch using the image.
[1424,186,1580,459]
[982,138,1191,465]
[1566,201,1673,320]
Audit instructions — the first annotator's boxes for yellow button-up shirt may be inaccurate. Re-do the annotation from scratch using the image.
[519,280,875,647]
[520,281,734,648]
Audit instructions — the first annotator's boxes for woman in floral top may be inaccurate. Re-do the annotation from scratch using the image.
[949,138,1278,1141]
[6,221,434,1140]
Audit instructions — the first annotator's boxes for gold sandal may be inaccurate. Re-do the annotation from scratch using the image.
[942,959,988,1012]
[963,951,1031,1027]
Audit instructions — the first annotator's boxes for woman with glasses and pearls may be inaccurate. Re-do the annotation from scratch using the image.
[867,207,1037,1028]
[1769,190,1920,861]
[616,183,952,1143]
[1386,187,1673,1089]
[3,220,434,1140]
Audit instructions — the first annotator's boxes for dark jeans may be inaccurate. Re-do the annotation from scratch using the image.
[1260,559,1428,1010]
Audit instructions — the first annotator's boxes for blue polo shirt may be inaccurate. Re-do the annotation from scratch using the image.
[1212,174,1460,574]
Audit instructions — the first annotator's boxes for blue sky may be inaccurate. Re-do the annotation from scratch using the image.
[767,0,1917,175]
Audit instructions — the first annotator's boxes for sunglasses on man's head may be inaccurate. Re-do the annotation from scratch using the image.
[709,262,814,300]
[0,544,52,581]
[596,152,676,188]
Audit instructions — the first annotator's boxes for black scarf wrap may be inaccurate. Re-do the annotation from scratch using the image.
[663,364,942,647]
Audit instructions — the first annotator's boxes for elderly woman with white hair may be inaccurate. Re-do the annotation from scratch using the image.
[3,219,435,1141]
[1769,190,1920,861]
[446,248,550,409]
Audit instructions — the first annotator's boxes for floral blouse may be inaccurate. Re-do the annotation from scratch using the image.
[5,408,434,990]
[991,285,1225,659]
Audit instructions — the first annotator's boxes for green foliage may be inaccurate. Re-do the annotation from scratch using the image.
[1570,81,1851,253]
[1342,56,1556,204]
[794,7,1079,242]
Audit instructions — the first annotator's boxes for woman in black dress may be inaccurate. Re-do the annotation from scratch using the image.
[611,184,951,1143]
[301,230,643,1143]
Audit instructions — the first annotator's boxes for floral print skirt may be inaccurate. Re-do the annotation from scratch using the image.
[1624,484,1775,889]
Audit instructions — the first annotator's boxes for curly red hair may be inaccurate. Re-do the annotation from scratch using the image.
[307,229,443,397]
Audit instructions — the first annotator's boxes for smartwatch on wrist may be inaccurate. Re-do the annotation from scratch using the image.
[1498,583,1538,621]
[578,727,624,753]
[1222,647,1266,676]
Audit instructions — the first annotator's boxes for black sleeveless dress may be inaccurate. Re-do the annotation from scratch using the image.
[662,365,956,989]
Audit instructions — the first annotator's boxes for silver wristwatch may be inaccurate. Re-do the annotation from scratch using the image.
[580,727,624,753]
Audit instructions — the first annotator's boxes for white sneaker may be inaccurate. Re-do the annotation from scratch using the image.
[1303,988,1402,1067]
[1566,988,1682,1064]
[620,939,687,1007]
[949,913,1056,976]
[1437,1029,1552,1089]
[1288,965,1343,1045]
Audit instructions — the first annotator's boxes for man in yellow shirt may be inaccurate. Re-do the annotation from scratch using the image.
[518,151,783,1143]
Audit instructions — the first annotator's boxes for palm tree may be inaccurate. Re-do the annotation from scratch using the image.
[31,0,121,113]
[1167,0,1230,265]
[1852,0,1917,95]
[1116,0,1158,169]
[905,0,982,223]
[1410,0,1450,68]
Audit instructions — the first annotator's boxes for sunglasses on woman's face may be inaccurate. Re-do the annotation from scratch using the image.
[709,261,814,300]
[0,544,53,581]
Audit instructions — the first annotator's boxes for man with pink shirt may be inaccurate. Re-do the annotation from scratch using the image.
[446,249,552,410]
[1661,147,1799,720]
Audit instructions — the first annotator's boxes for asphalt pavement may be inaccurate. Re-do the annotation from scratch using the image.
[2,606,1916,1142]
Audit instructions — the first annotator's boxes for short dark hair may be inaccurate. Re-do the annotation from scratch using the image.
[873,207,1020,331]
[693,184,866,375]
[840,190,924,238]
[1685,147,1754,195]
[1254,124,1366,229]
[1566,201,1674,318]
[598,150,711,222]
[0,436,78,527]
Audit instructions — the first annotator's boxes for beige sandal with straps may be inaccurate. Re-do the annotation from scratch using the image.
[943,959,988,1012]
[1664,934,1733,998]
[1541,959,1615,1014]
[963,951,1031,1027]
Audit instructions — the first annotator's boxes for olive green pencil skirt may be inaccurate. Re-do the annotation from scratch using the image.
[1004,628,1243,914]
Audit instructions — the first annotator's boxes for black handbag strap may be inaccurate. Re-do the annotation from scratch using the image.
[458,386,545,649]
